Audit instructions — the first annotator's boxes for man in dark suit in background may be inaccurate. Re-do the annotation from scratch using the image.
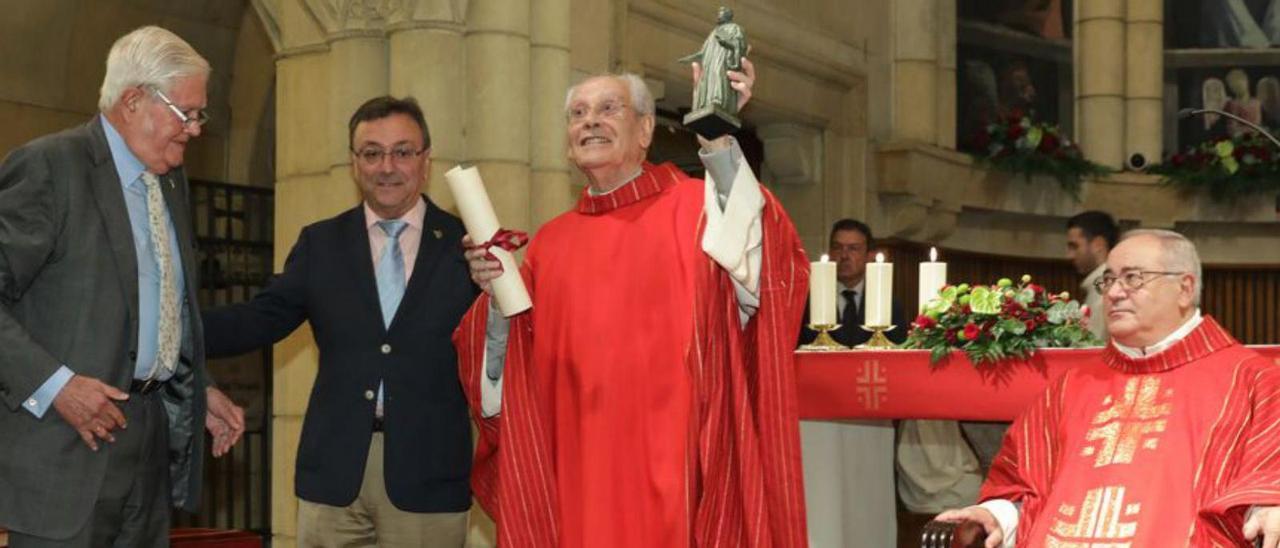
[0,26,244,547]
[202,96,477,547]
[799,218,906,347]
[797,218,906,546]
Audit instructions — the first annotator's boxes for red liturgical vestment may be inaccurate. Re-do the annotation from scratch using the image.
[454,162,810,547]
[980,316,1280,546]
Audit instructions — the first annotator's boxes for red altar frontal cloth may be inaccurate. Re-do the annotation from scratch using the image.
[795,346,1280,421]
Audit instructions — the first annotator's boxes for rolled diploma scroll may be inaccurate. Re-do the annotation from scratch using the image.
[444,164,533,317]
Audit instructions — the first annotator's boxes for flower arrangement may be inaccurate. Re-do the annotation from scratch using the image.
[1147,133,1280,202]
[902,275,1102,366]
[965,110,1111,199]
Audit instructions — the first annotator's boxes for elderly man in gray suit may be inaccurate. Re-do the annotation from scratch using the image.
[0,26,245,547]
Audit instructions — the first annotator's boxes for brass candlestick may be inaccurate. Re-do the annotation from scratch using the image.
[800,323,848,351]
[856,325,897,349]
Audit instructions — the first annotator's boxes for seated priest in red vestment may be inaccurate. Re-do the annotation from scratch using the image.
[453,62,810,547]
[935,229,1280,547]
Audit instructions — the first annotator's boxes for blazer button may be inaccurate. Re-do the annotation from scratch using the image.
[380,344,391,354]
[364,390,375,401]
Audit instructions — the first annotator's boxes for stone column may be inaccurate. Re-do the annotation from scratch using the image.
[326,33,389,182]
[935,0,957,148]
[1125,0,1163,169]
[891,0,938,144]
[387,3,467,210]
[1075,0,1126,168]
[269,2,392,546]
[530,0,573,227]
[466,0,532,232]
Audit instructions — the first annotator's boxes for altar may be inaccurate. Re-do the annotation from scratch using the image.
[793,345,1280,547]
[795,346,1280,420]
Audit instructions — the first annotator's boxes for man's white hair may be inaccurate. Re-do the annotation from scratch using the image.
[98,26,211,113]
[1120,228,1203,306]
[564,73,655,117]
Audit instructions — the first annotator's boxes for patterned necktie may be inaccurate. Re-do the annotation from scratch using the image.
[142,172,180,377]
[376,219,408,327]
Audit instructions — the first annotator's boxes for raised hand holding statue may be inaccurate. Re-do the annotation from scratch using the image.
[680,6,749,139]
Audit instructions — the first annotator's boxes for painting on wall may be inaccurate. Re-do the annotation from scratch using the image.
[958,0,1072,39]
[956,46,1063,152]
[1167,0,1280,49]
[1174,66,1280,148]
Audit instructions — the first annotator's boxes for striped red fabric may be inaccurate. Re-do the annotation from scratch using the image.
[980,317,1280,547]
[454,163,809,547]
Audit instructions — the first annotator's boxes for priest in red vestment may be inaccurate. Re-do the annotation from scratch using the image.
[936,229,1280,547]
[453,62,810,547]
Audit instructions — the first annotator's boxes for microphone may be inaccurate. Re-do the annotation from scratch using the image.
[1178,107,1280,149]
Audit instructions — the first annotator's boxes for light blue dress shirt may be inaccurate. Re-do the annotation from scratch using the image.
[23,116,187,418]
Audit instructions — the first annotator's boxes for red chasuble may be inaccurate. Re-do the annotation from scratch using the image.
[979,316,1280,547]
[454,163,810,547]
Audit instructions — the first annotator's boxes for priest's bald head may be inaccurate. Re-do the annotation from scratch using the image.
[1100,229,1202,348]
[564,73,656,193]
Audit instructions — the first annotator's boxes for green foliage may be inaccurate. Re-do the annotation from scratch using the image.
[902,275,1103,367]
[1148,133,1280,203]
[964,110,1112,200]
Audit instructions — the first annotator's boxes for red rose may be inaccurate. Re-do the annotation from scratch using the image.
[963,323,980,341]
[1170,153,1186,167]
[1024,319,1037,332]
[914,314,936,329]
[1007,123,1025,140]
[945,330,958,344]
[1029,283,1044,294]
[1007,108,1025,124]
[1037,132,1059,153]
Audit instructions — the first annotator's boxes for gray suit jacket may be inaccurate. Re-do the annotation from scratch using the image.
[0,118,208,538]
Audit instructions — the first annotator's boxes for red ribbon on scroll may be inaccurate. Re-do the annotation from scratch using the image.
[466,228,529,272]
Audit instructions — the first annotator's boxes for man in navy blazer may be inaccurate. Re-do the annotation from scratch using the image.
[203,96,477,547]
[798,218,906,347]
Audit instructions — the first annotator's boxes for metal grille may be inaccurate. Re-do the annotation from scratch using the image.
[175,179,274,539]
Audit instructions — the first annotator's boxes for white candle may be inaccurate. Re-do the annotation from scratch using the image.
[918,247,948,313]
[809,254,837,326]
[865,253,893,326]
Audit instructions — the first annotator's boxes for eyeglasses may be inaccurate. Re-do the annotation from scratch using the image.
[1094,270,1186,293]
[149,87,209,127]
[352,146,427,166]
[566,99,630,124]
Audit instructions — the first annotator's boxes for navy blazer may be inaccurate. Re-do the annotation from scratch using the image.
[203,197,477,512]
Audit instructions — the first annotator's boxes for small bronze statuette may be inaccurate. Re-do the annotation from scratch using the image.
[679,6,748,139]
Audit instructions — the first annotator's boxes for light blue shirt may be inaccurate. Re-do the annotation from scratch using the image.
[23,116,187,417]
